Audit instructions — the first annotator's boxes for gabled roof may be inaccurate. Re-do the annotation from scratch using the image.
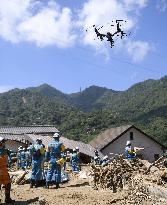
[89,125,166,150]
[0,126,58,134]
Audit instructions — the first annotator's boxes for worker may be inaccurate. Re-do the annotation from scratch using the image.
[0,137,15,203]
[7,150,13,168]
[125,141,136,160]
[29,138,45,188]
[75,147,81,170]
[25,147,31,169]
[62,152,67,170]
[93,150,102,165]
[71,148,81,172]
[101,155,109,167]
[17,146,22,170]
[45,132,65,189]
[20,148,26,170]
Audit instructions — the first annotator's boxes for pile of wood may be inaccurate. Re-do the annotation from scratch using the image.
[91,155,167,192]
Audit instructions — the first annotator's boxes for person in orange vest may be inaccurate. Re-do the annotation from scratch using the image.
[0,137,15,203]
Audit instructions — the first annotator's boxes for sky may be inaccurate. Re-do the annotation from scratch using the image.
[0,0,167,94]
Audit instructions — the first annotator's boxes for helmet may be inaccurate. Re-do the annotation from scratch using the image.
[103,155,108,160]
[126,141,131,146]
[18,146,23,151]
[53,133,60,139]
[73,148,77,152]
[0,136,5,143]
[36,137,42,142]
[94,150,98,153]
[94,156,98,160]
[75,147,79,151]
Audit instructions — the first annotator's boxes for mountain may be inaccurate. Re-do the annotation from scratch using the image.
[0,76,167,144]
[69,85,112,111]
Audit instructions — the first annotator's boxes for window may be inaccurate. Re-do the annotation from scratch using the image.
[130,132,133,140]
[154,154,159,161]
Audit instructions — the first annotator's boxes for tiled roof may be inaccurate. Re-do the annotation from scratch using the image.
[25,134,104,158]
[26,134,52,145]
[90,125,132,150]
[0,126,58,134]
[60,137,104,158]
[0,126,103,158]
[0,133,33,143]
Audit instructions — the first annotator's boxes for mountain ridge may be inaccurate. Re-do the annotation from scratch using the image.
[0,76,167,144]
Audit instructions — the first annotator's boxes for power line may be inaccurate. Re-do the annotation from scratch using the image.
[45,35,166,76]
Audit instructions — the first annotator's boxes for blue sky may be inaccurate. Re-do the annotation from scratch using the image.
[0,0,167,94]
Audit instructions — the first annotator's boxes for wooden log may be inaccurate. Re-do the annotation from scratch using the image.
[15,171,28,185]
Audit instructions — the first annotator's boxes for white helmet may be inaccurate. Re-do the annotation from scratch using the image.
[76,147,79,151]
[126,141,131,146]
[73,148,77,152]
[53,133,60,139]
[36,137,42,142]
[103,155,108,160]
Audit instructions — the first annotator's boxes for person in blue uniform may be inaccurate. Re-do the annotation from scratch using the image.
[0,137,15,203]
[71,148,80,172]
[93,150,102,165]
[45,133,65,189]
[17,146,23,169]
[20,148,26,170]
[25,147,31,169]
[124,141,136,160]
[29,138,45,188]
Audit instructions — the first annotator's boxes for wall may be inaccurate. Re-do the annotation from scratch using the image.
[101,127,164,162]
[5,140,26,152]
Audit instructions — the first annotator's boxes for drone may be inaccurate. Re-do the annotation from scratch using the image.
[86,20,130,48]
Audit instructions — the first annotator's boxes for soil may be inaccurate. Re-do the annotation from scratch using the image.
[1,163,167,205]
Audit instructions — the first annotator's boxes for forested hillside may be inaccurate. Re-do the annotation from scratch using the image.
[0,76,167,145]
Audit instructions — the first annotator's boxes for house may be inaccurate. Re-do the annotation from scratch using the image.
[0,125,58,151]
[90,125,166,162]
[0,125,102,163]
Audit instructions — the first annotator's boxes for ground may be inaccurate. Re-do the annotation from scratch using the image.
[0,178,133,205]
[1,164,167,205]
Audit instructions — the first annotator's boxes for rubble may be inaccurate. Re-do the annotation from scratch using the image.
[90,155,167,204]
[5,156,167,205]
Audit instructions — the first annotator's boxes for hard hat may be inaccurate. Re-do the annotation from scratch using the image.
[126,141,131,146]
[53,133,60,138]
[94,150,98,153]
[103,155,108,160]
[36,137,42,142]
[75,147,79,151]
[0,136,5,143]
[73,148,77,152]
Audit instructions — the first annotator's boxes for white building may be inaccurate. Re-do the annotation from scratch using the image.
[90,125,166,162]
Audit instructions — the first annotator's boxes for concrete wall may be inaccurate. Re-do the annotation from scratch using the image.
[101,127,164,162]
[5,140,26,152]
